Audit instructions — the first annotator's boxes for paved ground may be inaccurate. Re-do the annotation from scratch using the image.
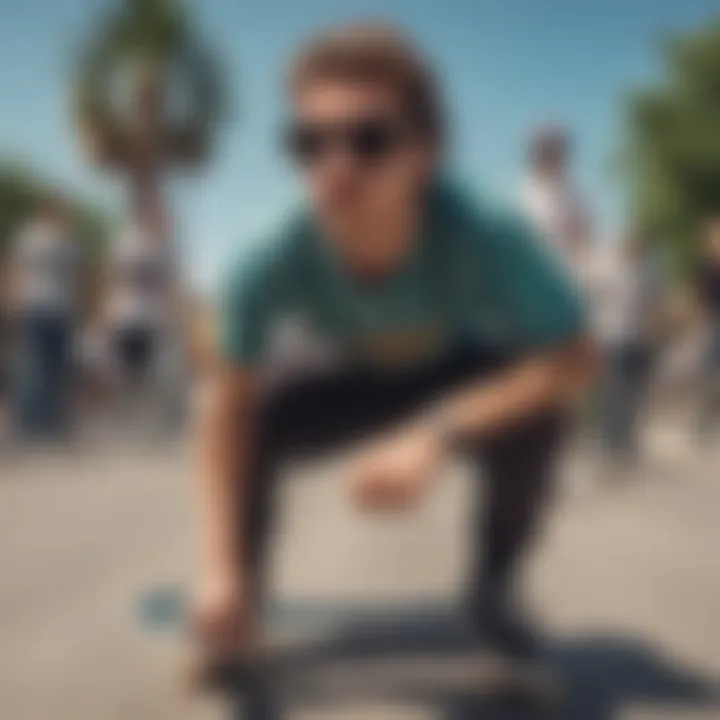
[0,420,719,719]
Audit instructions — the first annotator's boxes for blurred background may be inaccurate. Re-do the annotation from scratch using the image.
[1,1,719,718]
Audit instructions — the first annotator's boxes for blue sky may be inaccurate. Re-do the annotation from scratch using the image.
[0,0,717,290]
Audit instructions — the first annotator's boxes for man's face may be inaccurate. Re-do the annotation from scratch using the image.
[536,146,566,178]
[287,79,434,251]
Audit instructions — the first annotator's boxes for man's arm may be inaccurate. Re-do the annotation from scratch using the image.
[442,204,597,437]
[350,335,596,511]
[193,236,278,656]
[432,334,596,441]
[194,362,258,654]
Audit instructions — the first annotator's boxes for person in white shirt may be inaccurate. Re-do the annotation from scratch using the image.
[521,125,593,283]
[106,224,175,378]
[590,230,665,462]
[6,195,82,437]
[101,217,184,431]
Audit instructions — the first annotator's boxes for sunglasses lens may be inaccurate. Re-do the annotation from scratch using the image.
[286,125,327,166]
[350,121,401,161]
[285,118,408,167]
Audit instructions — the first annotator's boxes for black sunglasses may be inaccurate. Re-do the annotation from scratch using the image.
[284,116,413,167]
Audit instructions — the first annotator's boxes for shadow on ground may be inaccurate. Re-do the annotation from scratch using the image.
[221,599,720,719]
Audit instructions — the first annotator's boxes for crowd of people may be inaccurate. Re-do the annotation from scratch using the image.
[0,198,189,445]
[1,116,719,463]
[521,125,666,467]
[1,142,718,468]
[522,124,720,465]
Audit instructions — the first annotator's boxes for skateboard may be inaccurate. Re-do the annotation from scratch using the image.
[137,585,562,714]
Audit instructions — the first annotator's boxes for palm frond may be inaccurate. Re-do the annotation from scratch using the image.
[73,0,229,166]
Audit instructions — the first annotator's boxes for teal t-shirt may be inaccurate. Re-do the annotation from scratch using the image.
[219,182,585,370]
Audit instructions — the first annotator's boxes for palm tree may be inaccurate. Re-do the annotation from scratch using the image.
[74,0,227,237]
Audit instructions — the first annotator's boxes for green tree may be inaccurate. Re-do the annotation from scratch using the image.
[0,165,38,260]
[621,19,720,275]
[74,0,227,236]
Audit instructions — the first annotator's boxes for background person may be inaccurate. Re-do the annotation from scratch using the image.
[591,229,666,465]
[6,194,83,440]
[0,310,11,443]
[694,215,720,440]
[521,125,593,284]
[102,215,181,432]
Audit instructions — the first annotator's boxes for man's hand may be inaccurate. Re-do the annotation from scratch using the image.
[193,568,255,662]
[349,422,445,511]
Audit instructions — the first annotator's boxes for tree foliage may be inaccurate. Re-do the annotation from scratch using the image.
[0,165,39,260]
[74,0,228,167]
[621,19,720,275]
[0,164,108,256]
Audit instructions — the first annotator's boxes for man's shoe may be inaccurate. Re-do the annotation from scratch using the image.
[467,582,542,660]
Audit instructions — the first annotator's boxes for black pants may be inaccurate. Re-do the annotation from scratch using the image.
[113,326,156,382]
[600,341,654,456]
[243,342,564,611]
[13,312,74,437]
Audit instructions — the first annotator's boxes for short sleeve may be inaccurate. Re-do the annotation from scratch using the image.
[217,248,274,367]
[482,210,587,349]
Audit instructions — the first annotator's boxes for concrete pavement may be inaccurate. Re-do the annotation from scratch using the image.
[0,426,718,719]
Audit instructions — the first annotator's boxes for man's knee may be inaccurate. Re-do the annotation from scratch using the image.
[481,410,566,502]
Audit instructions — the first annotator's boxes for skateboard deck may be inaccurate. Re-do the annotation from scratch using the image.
[137,585,562,713]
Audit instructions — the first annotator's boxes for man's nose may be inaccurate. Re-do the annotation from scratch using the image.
[316,149,361,188]
[322,146,358,174]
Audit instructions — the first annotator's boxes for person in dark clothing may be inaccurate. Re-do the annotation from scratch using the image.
[6,195,81,439]
[592,230,665,463]
[695,216,720,438]
[0,313,11,438]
